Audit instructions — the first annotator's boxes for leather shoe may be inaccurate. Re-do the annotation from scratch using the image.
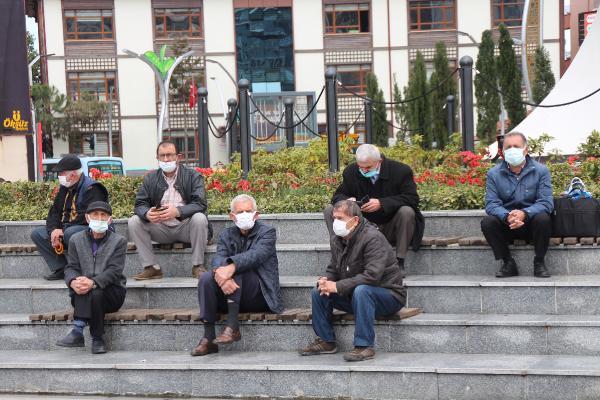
[92,338,107,354]
[534,259,551,278]
[191,338,218,356]
[496,258,518,278]
[56,330,84,348]
[45,269,65,281]
[213,326,241,345]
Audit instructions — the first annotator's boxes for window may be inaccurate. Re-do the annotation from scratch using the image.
[87,160,124,176]
[154,8,202,38]
[492,0,525,27]
[337,64,372,94]
[324,4,370,34]
[64,10,113,40]
[409,0,456,31]
[67,72,117,101]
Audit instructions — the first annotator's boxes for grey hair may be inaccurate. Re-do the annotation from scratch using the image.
[355,144,382,163]
[73,168,83,175]
[230,194,257,212]
[503,132,528,148]
[333,200,362,218]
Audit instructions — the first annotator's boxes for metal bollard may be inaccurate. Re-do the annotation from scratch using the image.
[238,79,251,177]
[284,98,295,148]
[325,67,339,172]
[459,56,475,152]
[197,87,210,168]
[364,99,373,144]
[227,98,238,160]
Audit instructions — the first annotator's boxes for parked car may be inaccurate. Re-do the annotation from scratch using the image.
[42,156,126,182]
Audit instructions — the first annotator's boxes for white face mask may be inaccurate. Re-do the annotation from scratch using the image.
[332,218,353,237]
[88,219,109,233]
[159,160,177,173]
[503,147,526,167]
[58,174,74,188]
[234,211,256,230]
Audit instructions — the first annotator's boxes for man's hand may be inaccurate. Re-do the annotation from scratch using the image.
[508,209,526,230]
[146,207,162,223]
[50,229,64,247]
[318,280,337,296]
[220,279,240,295]
[317,276,327,287]
[361,198,381,213]
[214,263,236,287]
[70,276,95,295]
[156,205,180,221]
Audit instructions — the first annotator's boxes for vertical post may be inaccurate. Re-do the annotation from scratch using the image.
[284,98,295,148]
[93,134,97,157]
[364,99,373,144]
[108,87,114,157]
[446,95,455,140]
[197,87,210,168]
[227,98,238,159]
[238,79,251,178]
[459,56,475,152]
[325,67,339,173]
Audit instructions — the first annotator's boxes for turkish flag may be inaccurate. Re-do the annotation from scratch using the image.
[189,80,197,109]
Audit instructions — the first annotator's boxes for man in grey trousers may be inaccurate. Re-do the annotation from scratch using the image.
[128,140,210,280]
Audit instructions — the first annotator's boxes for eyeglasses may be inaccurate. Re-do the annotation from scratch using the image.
[157,153,178,161]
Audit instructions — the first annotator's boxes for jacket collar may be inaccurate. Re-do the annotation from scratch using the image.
[333,217,365,246]
[500,155,536,178]
[355,156,389,181]
[235,219,262,239]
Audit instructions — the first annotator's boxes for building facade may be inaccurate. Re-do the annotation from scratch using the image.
[560,0,598,75]
[27,0,561,173]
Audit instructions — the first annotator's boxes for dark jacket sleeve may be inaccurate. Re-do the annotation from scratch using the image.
[177,170,207,219]
[63,240,83,287]
[134,176,155,222]
[379,165,420,215]
[46,191,64,233]
[229,227,277,274]
[92,236,127,289]
[335,234,387,296]
[331,166,355,204]
[210,230,231,269]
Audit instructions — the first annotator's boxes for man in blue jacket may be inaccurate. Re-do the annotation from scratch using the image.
[191,194,283,356]
[481,132,553,278]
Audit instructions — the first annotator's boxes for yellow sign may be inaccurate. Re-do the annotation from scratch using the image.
[3,110,29,132]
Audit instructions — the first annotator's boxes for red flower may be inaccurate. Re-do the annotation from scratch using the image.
[446,179,456,187]
[291,182,301,189]
[588,156,597,162]
[89,168,101,180]
[207,180,225,193]
[568,155,579,165]
[237,179,251,191]
[196,167,214,177]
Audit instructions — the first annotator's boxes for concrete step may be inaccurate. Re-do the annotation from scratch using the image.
[0,244,330,279]
[0,277,316,314]
[0,210,486,244]
[2,350,600,399]
[3,241,600,279]
[406,275,600,315]
[6,312,600,356]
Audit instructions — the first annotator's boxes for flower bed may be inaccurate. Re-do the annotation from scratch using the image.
[1,137,599,221]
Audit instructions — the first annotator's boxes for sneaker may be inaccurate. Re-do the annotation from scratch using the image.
[298,338,337,356]
[343,347,375,362]
[495,258,518,278]
[56,330,84,348]
[133,265,163,280]
[534,259,551,278]
[192,265,207,279]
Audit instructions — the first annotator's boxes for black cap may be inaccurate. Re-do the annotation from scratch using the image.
[53,155,82,172]
[86,201,112,215]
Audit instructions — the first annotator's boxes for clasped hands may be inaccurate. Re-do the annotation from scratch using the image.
[317,277,337,296]
[507,209,526,230]
[70,276,95,295]
[213,263,238,295]
[146,205,180,223]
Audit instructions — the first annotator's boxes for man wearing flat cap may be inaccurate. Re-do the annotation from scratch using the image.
[56,201,127,354]
[30,155,108,280]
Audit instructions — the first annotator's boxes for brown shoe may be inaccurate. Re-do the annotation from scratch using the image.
[343,347,375,362]
[213,326,241,345]
[133,266,163,280]
[298,338,337,356]
[192,265,207,279]
[190,338,218,356]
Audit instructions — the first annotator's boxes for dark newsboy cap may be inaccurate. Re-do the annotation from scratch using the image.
[53,155,82,172]
[86,201,113,215]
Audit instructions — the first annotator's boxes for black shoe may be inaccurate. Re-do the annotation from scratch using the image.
[56,330,84,348]
[44,269,64,281]
[92,338,107,354]
[534,259,551,278]
[495,258,519,278]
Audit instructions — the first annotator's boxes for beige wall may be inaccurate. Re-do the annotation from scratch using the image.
[0,136,29,181]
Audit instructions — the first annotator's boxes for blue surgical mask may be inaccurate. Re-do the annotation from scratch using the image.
[504,147,526,167]
[360,168,379,179]
[89,219,109,234]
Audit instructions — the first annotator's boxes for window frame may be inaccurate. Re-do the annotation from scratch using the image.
[154,7,204,39]
[336,64,372,95]
[67,71,117,102]
[63,9,114,41]
[492,0,525,27]
[408,0,457,31]
[324,3,370,34]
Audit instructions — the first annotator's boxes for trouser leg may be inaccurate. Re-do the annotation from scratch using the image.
[175,213,208,266]
[380,206,416,259]
[71,285,126,339]
[481,215,514,260]
[351,285,402,347]
[128,215,177,267]
[197,271,227,323]
[31,227,66,272]
[311,289,353,343]
[528,213,552,259]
